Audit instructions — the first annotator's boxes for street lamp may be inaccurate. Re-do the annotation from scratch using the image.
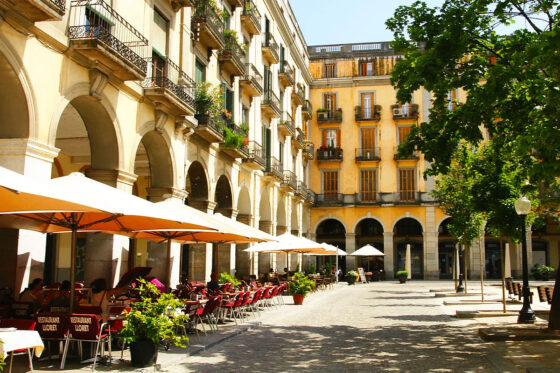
[514,196,535,324]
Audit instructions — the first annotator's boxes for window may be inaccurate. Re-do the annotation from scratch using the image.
[323,170,338,200]
[222,82,234,117]
[324,93,337,116]
[360,62,374,76]
[399,169,415,201]
[361,128,376,154]
[222,3,232,31]
[361,92,375,119]
[153,9,169,57]
[323,129,339,148]
[195,59,206,83]
[278,141,283,164]
[398,126,412,145]
[447,90,457,111]
[360,169,377,202]
[324,63,336,78]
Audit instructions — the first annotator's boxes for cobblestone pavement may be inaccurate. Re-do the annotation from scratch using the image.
[168,281,513,373]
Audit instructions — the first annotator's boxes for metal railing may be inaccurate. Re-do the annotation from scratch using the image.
[315,193,343,204]
[143,58,195,106]
[48,0,66,13]
[282,170,297,190]
[68,0,149,73]
[193,0,225,40]
[262,89,280,113]
[295,84,306,103]
[302,100,313,119]
[241,63,263,92]
[245,141,265,167]
[279,61,294,85]
[265,156,283,179]
[391,103,419,119]
[317,109,342,123]
[279,113,295,136]
[242,0,261,29]
[297,181,307,196]
[296,129,306,148]
[304,142,314,159]
[220,32,247,68]
[306,189,315,204]
[312,192,433,206]
[355,105,382,121]
[355,148,380,161]
[393,146,419,160]
[317,147,343,161]
[262,31,279,60]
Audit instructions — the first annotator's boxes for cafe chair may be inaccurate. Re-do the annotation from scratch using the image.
[61,314,111,371]
[10,302,34,319]
[35,313,69,361]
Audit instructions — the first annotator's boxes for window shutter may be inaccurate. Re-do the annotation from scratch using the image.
[336,129,341,147]
[322,130,327,146]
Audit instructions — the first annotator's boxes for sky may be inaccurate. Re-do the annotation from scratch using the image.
[289,0,445,46]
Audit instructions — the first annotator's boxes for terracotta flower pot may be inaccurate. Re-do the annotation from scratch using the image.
[292,294,305,305]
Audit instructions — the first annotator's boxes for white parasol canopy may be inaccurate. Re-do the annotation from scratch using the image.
[244,232,332,254]
[350,244,385,256]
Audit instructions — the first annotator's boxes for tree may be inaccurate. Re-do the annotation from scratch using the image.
[387,0,560,329]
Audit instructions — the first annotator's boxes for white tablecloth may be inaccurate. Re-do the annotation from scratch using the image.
[0,330,44,358]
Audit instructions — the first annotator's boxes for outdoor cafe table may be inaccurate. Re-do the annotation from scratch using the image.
[0,329,44,372]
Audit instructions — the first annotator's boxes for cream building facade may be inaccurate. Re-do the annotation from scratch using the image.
[0,0,313,293]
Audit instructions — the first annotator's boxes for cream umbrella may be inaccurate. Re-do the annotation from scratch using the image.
[304,243,347,283]
[350,244,385,272]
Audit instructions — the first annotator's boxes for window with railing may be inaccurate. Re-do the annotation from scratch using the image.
[323,170,338,200]
[324,93,337,117]
[399,169,416,201]
[360,92,375,119]
[360,169,377,202]
[324,63,336,78]
[360,61,374,76]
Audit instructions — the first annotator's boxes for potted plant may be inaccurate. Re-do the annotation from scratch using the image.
[346,270,359,285]
[219,272,241,287]
[397,270,409,283]
[194,82,222,124]
[120,279,189,368]
[531,264,555,281]
[288,272,315,305]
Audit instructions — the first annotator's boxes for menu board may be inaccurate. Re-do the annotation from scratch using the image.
[357,267,367,283]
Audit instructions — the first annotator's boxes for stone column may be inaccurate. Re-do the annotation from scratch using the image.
[345,233,356,270]
[235,214,252,278]
[424,206,439,280]
[258,220,273,274]
[187,201,216,283]
[0,139,58,293]
[383,232,394,279]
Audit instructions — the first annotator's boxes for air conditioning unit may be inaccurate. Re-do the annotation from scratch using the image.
[393,108,402,117]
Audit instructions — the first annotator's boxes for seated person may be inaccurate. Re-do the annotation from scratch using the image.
[19,278,46,308]
[91,278,129,317]
[47,280,71,311]
[206,272,220,294]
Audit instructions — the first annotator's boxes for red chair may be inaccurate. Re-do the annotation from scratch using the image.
[193,296,221,334]
[61,314,111,371]
[247,288,264,318]
[10,302,34,319]
[264,286,279,308]
[220,292,246,325]
[0,318,37,373]
[239,291,253,320]
[35,313,69,362]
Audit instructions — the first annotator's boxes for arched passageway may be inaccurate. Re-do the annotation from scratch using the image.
[185,161,209,211]
[316,219,346,274]
[257,189,273,274]
[214,175,233,217]
[394,218,424,279]
[235,186,252,278]
[438,218,456,279]
[355,218,384,273]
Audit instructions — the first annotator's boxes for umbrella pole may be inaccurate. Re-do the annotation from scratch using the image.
[166,239,172,292]
[69,227,77,313]
[336,253,339,283]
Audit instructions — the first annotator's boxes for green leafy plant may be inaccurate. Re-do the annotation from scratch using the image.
[120,279,189,347]
[396,270,409,277]
[346,270,359,278]
[317,108,329,113]
[219,272,241,287]
[0,344,5,372]
[239,122,249,137]
[223,127,244,149]
[288,272,315,296]
[194,82,222,116]
[532,264,555,280]
[309,264,316,274]
[323,262,333,275]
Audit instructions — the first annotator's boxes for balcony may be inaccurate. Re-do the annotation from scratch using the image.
[317,147,343,162]
[220,123,249,159]
[312,192,432,207]
[303,142,314,160]
[292,84,305,106]
[355,148,380,162]
[305,189,315,205]
[142,58,195,116]
[302,100,313,120]
[264,156,283,180]
[193,114,224,143]
[68,1,149,81]
[296,181,307,198]
[355,105,382,121]
[278,113,295,137]
[240,0,261,36]
[393,147,419,161]
[6,0,65,22]
[295,128,306,150]
[262,32,279,64]
[225,0,243,7]
[278,61,294,87]
[391,104,419,120]
[317,109,342,123]
[170,0,193,11]
[315,193,344,206]
[261,90,281,118]
[220,32,247,78]
[192,0,225,50]
[242,141,265,170]
[281,170,297,191]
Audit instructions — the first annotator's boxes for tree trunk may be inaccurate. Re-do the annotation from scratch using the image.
[548,255,560,329]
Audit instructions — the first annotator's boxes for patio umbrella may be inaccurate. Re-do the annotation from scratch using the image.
[350,244,385,272]
[3,172,217,310]
[304,243,347,283]
[131,201,276,285]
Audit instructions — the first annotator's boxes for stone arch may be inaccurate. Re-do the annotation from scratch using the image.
[315,219,347,272]
[290,202,299,234]
[214,175,233,217]
[313,216,348,235]
[437,217,457,279]
[185,161,209,209]
[237,186,251,216]
[352,216,386,234]
[0,36,36,139]
[390,215,425,233]
[436,216,453,234]
[393,217,425,279]
[258,188,272,223]
[49,84,124,171]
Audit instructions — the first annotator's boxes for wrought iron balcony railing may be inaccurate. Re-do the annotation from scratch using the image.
[317,147,343,161]
[305,189,315,204]
[240,63,263,96]
[355,105,382,121]
[192,0,225,49]
[68,0,149,79]
[243,141,265,168]
[304,142,314,160]
[262,31,279,63]
[355,148,380,161]
[296,129,306,149]
[143,58,195,111]
[391,103,419,119]
[282,170,297,191]
[317,109,342,123]
[261,89,281,117]
[241,0,261,35]
[302,100,313,119]
[393,146,419,160]
[278,61,294,87]
[265,156,283,179]
[296,181,307,197]
[278,113,295,137]
[219,32,247,76]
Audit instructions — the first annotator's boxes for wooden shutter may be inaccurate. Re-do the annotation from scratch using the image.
[361,93,374,118]
[361,128,375,152]
[336,129,341,147]
[323,171,338,199]
[398,126,412,144]
[360,62,366,76]
[399,169,415,201]
[360,169,376,202]
[322,130,327,147]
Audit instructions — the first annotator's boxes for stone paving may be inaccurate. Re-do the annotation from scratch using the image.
[10,280,560,373]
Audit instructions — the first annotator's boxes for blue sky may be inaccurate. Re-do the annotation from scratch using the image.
[289,0,445,46]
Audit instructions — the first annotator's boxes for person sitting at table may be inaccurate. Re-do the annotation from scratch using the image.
[206,272,221,295]
[19,278,46,307]
[47,280,71,311]
[91,278,129,316]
